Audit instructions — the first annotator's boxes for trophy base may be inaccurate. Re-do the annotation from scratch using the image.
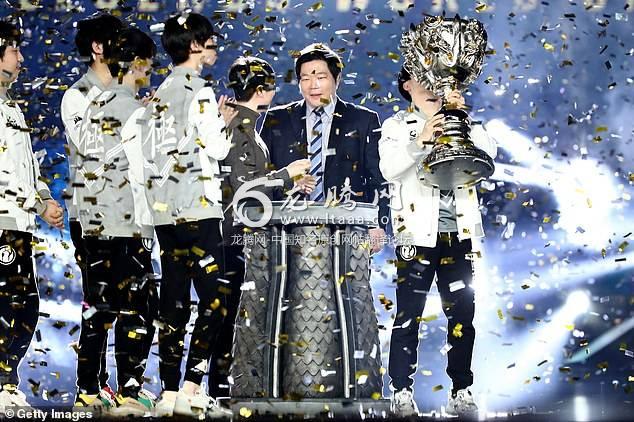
[419,146,494,190]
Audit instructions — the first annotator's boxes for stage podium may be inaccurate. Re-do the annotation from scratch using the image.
[229,202,389,417]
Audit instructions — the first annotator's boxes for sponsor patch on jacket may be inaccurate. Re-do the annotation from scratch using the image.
[399,244,416,262]
[0,244,16,266]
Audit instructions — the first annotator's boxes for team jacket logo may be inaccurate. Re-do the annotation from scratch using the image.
[399,245,416,261]
[0,245,16,266]
[142,238,154,252]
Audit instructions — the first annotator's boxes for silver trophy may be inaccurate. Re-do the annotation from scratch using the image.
[400,15,494,189]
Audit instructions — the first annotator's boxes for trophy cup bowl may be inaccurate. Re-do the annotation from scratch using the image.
[400,15,495,190]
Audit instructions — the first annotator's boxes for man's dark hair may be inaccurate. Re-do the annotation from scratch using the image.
[294,43,343,81]
[75,14,124,66]
[228,56,275,102]
[0,21,21,59]
[107,27,156,80]
[161,13,216,65]
[397,66,412,103]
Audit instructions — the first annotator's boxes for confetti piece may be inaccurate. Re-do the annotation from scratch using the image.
[449,280,466,292]
[432,384,444,392]
[452,323,463,338]
[152,202,168,212]
[440,344,452,355]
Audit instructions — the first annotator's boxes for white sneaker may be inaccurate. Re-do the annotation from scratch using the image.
[447,388,478,416]
[205,397,232,419]
[391,388,419,417]
[153,390,178,417]
[173,388,232,419]
[108,396,153,417]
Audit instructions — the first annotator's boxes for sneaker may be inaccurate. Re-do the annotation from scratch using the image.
[98,385,117,408]
[205,397,232,419]
[391,388,419,417]
[446,388,478,416]
[73,392,107,415]
[0,386,32,413]
[173,388,232,419]
[138,388,157,404]
[153,390,178,417]
[109,395,153,417]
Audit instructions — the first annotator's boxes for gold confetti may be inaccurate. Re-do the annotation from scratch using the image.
[205,264,219,274]
[191,246,205,257]
[239,407,252,418]
[371,392,381,400]
[432,384,444,392]
[419,314,438,323]
[452,323,463,338]
[542,42,555,52]
[475,2,488,12]
[308,1,324,12]
[387,52,400,61]
[152,202,168,212]
[210,298,221,310]
[497,309,504,320]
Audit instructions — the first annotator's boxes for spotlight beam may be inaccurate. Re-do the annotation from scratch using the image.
[566,317,634,364]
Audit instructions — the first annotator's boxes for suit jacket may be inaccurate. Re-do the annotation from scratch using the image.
[260,97,389,229]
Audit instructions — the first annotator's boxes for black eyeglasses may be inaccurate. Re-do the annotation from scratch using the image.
[204,45,218,51]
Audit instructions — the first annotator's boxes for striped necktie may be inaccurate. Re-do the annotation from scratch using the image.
[308,107,325,202]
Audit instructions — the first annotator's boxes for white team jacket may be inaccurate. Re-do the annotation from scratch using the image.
[0,95,52,233]
[379,109,497,248]
[60,69,106,220]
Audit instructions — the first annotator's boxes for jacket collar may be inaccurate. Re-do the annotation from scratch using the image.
[106,80,136,98]
[85,67,108,91]
[229,104,260,132]
[171,65,200,79]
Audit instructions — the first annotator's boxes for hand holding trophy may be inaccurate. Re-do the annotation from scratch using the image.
[400,15,495,189]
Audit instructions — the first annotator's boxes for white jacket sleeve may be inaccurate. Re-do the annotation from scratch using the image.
[61,88,90,149]
[189,87,232,161]
[0,118,46,214]
[378,117,431,181]
[472,124,497,160]
[121,107,153,227]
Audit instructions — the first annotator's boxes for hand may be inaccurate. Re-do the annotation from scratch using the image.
[140,89,156,106]
[295,174,316,194]
[417,113,445,147]
[445,89,466,109]
[368,228,385,254]
[41,200,64,229]
[286,159,310,179]
[218,95,239,126]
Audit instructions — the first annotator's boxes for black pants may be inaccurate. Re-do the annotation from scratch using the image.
[388,233,476,392]
[156,219,226,391]
[207,242,243,397]
[70,221,110,390]
[0,230,39,387]
[76,235,155,397]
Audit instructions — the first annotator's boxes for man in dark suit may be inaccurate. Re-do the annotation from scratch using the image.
[260,43,388,251]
